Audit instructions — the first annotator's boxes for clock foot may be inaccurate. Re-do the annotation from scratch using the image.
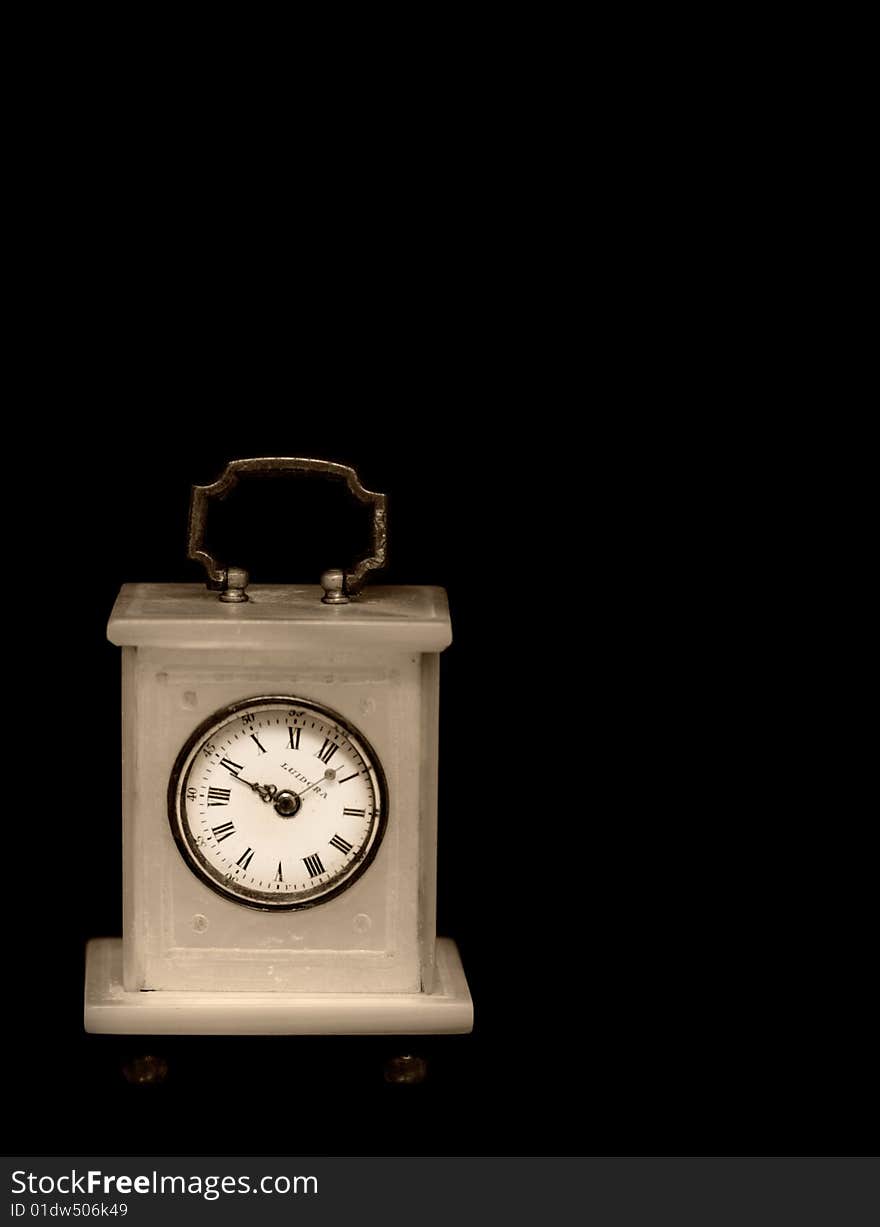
[383,1054,428,1085]
[121,1053,169,1086]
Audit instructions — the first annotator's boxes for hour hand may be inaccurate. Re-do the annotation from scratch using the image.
[235,775,277,803]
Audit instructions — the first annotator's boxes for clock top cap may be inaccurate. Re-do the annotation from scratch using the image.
[107,583,452,652]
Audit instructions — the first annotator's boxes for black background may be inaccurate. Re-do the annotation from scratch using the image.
[3,410,874,1158]
[0,20,872,1169]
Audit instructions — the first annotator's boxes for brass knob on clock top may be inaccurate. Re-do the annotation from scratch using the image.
[218,566,250,603]
[187,456,387,603]
[320,568,350,605]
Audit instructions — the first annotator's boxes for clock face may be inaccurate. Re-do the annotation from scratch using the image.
[168,696,388,910]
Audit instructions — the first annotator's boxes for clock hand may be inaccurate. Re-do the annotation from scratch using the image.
[241,770,305,817]
[230,773,277,803]
[293,773,328,799]
[231,766,323,805]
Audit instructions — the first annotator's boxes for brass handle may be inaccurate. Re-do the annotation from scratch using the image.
[187,457,387,598]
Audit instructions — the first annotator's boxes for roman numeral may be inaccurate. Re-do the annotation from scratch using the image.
[236,847,254,870]
[338,772,359,784]
[315,739,339,764]
[288,726,301,750]
[220,757,243,776]
[275,862,283,882]
[342,808,366,818]
[250,733,267,754]
[207,787,230,806]
[329,834,353,855]
[303,853,325,878]
[211,821,236,842]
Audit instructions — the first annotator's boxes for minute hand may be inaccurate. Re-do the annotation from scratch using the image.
[293,773,329,799]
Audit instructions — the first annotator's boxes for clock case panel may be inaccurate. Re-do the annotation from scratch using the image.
[110,584,449,996]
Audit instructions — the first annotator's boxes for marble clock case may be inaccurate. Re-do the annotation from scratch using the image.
[83,582,473,1035]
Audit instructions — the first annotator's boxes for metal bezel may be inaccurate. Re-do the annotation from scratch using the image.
[167,695,389,911]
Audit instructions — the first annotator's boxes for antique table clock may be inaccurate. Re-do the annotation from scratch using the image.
[84,457,473,1034]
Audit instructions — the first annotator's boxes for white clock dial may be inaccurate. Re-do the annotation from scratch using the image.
[168,697,387,910]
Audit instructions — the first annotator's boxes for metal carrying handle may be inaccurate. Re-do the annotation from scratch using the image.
[187,457,387,601]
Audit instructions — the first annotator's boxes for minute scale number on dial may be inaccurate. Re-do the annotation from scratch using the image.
[169,698,387,910]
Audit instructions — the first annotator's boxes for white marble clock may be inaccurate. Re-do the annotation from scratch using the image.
[84,458,473,1035]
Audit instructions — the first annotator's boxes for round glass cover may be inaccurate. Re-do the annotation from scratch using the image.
[168,696,387,910]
